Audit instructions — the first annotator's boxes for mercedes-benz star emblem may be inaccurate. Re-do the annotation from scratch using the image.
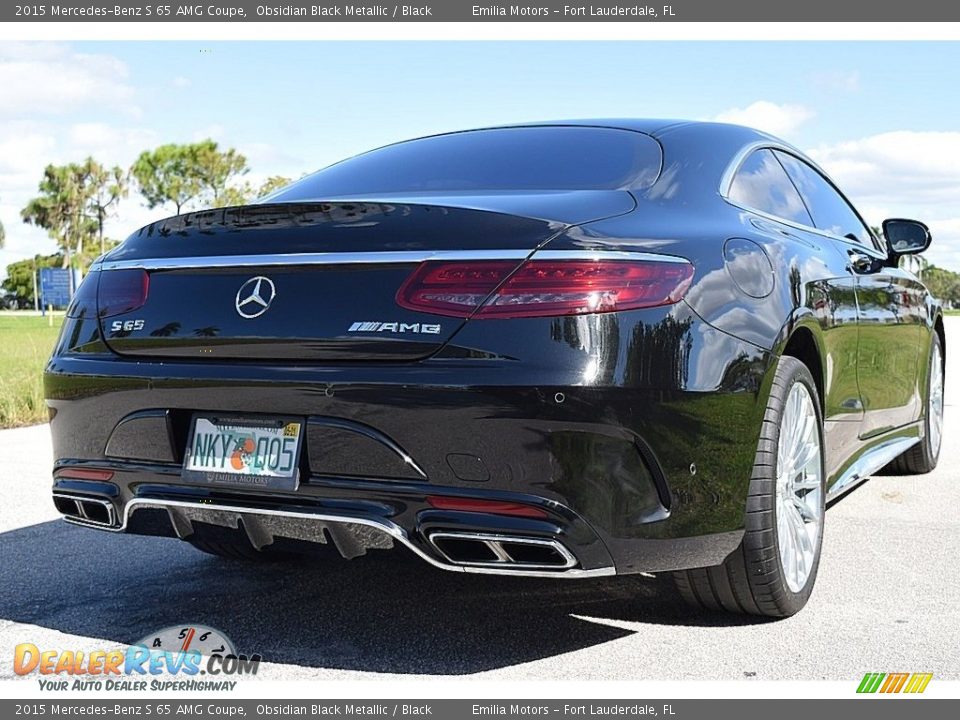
[235,276,276,319]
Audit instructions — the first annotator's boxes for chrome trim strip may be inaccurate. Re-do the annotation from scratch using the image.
[828,436,920,496]
[427,531,579,570]
[533,250,689,264]
[60,497,615,579]
[98,250,528,271]
[96,249,690,272]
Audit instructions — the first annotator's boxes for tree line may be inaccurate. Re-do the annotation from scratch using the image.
[1,140,292,305]
[919,263,960,308]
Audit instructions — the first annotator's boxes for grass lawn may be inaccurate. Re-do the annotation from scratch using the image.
[0,314,63,428]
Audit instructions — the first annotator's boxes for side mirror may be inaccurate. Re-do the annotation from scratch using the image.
[883,218,931,258]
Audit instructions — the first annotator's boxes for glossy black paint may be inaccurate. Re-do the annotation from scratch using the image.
[45,120,942,576]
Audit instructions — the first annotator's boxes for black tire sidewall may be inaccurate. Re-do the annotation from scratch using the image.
[760,357,827,616]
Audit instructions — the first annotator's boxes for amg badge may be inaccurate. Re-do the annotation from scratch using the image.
[348,321,442,334]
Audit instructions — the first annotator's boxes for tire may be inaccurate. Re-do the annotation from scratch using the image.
[673,356,826,618]
[883,332,944,475]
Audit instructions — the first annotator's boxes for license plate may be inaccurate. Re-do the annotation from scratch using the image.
[182,416,303,491]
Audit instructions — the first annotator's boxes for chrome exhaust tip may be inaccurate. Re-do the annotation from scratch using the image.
[53,492,117,528]
[427,531,577,570]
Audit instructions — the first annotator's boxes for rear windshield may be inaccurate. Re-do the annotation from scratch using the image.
[270,127,662,198]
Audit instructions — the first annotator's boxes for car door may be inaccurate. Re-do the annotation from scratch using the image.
[774,151,924,437]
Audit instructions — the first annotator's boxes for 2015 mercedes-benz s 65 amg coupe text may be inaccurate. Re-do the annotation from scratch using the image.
[46,120,944,617]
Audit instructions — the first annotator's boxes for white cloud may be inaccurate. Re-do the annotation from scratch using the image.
[172,76,191,88]
[0,43,72,63]
[923,218,960,270]
[0,123,56,177]
[809,131,960,206]
[0,121,60,263]
[0,43,137,118]
[67,123,160,166]
[809,131,960,269]
[714,101,815,137]
[0,120,169,273]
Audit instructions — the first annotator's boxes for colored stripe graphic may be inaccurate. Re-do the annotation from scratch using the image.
[857,672,932,694]
[857,673,885,693]
[881,673,909,693]
[904,673,934,694]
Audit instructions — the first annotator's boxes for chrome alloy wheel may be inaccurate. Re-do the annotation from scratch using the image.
[929,348,944,460]
[776,382,824,593]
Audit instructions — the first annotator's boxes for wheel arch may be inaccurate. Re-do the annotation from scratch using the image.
[779,324,825,412]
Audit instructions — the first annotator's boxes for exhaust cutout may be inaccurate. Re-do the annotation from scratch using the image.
[427,531,577,570]
[53,492,117,528]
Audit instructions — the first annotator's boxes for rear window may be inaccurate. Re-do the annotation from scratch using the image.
[270,127,663,198]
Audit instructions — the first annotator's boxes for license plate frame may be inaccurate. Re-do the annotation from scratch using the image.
[181,415,304,492]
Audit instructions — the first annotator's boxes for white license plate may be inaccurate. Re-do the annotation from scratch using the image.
[182,416,303,491]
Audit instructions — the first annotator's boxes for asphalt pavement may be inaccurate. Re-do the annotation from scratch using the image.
[1,320,958,681]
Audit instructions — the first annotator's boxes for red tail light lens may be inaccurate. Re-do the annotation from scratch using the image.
[397,261,515,317]
[55,468,115,481]
[397,259,694,319]
[426,495,549,519]
[98,269,149,318]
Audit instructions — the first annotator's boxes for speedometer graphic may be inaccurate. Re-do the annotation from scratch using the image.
[136,624,236,657]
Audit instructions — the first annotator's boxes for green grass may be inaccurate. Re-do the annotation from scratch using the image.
[0,314,63,428]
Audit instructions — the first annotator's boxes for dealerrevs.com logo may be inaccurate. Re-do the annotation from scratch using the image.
[14,624,261,691]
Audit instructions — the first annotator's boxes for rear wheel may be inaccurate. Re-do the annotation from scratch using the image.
[673,356,826,618]
[884,332,943,475]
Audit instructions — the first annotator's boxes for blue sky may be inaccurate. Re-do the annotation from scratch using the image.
[2,41,960,276]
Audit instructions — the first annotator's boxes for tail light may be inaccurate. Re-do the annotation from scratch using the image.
[396,258,694,319]
[97,269,149,318]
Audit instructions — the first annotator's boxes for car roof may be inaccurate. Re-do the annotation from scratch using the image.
[483,118,779,141]
[498,118,693,135]
[467,119,804,161]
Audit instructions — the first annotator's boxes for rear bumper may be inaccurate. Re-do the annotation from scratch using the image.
[50,469,744,578]
[45,310,770,577]
[53,490,612,579]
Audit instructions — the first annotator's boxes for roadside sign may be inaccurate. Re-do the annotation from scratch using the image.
[39,268,72,308]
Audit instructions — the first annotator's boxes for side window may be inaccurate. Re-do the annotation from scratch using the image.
[727,149,813,226]
[773,151,874,247]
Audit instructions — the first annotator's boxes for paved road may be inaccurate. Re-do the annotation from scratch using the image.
[1,321,958,681]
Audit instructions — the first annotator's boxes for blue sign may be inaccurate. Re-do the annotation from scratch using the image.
[39,268,72,308]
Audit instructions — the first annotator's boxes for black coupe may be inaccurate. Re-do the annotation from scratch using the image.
[46,120,944,617]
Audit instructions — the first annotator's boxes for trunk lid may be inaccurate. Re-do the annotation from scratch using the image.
[98,195,633,361]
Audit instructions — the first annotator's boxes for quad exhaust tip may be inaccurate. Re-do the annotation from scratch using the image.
[427,531,577,570]
[53,492,117,528]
